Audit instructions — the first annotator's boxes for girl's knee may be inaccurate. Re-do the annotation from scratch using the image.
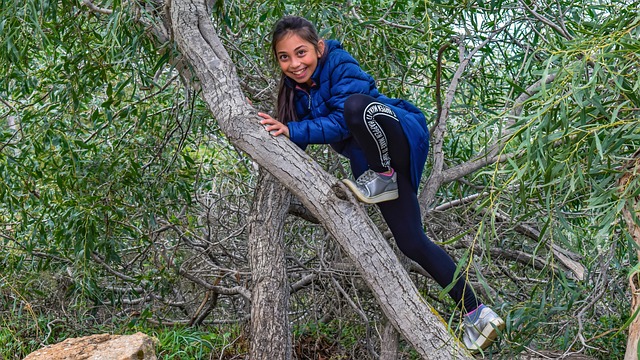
[344,94,372,127]
[395,234,437,257]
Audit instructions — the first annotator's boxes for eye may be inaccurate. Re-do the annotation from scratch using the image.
[278,54,289,61]
[297,50,307,56]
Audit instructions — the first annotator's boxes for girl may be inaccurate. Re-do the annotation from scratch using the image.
[258,15,505,352]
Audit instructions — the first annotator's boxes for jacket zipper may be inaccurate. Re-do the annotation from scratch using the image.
[295,84,312,111]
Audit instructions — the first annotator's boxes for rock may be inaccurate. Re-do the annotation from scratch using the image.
[24,332,158,360]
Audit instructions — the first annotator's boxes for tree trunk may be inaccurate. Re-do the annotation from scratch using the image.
[625,271,640,360]
[379,321,400,360]
[620,152,640,360]
[166,1,471,358]
[248,169,292,360]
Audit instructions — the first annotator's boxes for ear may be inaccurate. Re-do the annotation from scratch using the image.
[317,39,325,58]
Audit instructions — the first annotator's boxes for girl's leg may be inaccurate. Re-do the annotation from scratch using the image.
[344,94,479,312]
[344,94,400,173]
[377,172,479,312]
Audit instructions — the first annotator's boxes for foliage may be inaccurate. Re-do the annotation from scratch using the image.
[1,0,640,359]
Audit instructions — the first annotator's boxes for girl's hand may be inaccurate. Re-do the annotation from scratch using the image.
[258,112,290,138]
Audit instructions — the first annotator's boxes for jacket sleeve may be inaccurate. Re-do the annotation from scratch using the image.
[288,53,373,148]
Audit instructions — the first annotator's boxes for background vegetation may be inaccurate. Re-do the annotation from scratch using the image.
[1,0,639,358]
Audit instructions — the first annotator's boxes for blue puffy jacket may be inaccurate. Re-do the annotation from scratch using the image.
[287,40,430,193]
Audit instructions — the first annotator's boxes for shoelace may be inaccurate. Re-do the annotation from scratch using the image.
[356,170,378,186]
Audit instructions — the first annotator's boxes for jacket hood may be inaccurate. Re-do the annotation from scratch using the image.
[310,40,341,85]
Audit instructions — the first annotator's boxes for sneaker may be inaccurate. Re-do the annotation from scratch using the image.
[341,169,399,204]
[462,305,505,353]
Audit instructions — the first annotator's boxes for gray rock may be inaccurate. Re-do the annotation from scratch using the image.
[24,332,157,360]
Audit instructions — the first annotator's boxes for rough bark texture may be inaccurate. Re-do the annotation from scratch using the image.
[379,321,400,360]
[619,152,640,360]
[166,0,471,358]
[248,169,292,360]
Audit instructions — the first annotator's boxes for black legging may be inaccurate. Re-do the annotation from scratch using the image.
[344,94,479,312]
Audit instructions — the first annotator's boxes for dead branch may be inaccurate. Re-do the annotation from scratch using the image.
[81,0,113,15]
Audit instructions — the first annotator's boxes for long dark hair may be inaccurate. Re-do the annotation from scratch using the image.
[271,16,321,124]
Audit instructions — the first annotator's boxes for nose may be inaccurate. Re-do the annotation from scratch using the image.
[291,57,301,68]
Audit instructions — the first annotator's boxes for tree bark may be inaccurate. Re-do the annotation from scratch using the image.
[619,152,640,360]
[166,0,471,358]
[379,321,400,360]
[248,169,292,360]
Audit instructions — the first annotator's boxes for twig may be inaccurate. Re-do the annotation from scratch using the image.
[146,315,249,326]
[518,0,573,40]
[0,96,17,115]
[571,243,615,353]
[91,252,137,282]
[433,192,488,212]
[159,248,251,300]
[81,0,113,15]
[41,319,64,346]
[329,276,378,359]
[84,74,179,143]
[486,208,586,280]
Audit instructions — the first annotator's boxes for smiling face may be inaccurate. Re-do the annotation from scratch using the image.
[275,33,324,86]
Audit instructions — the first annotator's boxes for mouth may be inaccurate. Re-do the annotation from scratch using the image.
[290,68,307,78]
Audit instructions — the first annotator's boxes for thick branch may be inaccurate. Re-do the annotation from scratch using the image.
[419,34,498,212]
[166,0,470,358]
[419,71,557,217]
[488,209,586,280]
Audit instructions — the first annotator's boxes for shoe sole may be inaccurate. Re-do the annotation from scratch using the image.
[341,179,399,204]
[469,318,506,353]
